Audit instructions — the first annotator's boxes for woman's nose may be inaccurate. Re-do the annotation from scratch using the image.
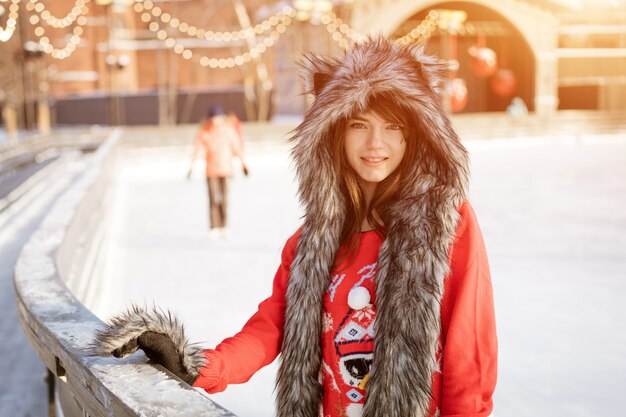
[366,128,384,149]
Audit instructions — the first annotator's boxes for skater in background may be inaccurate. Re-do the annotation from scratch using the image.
[96,37,497,417]
[187,105,247,239]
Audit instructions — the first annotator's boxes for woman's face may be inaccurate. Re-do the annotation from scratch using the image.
[344,110,406,194]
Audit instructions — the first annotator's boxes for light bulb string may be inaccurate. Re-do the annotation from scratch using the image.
[396,12,440,45]
[140,8,441,69]
[27,1,450,64]
[0,0,21,43]
[141,10,294,69]
[134,0,296,41]
[26,0,90,29]
[29,4,90,60]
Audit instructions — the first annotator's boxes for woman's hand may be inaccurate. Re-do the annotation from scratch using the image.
[92,305,206,385]
[138,331,197,384]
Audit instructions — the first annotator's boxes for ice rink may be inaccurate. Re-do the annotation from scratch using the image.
[2,130,626,417]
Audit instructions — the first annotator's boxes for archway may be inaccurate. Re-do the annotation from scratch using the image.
[351,0,559,114]
[392,2,535,113]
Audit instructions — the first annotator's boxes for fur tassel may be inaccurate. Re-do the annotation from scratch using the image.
[92,305,206,380]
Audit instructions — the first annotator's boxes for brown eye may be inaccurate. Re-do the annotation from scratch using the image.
[350,122,367,129]
[387,124,403,131]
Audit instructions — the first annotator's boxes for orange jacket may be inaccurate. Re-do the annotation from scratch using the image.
[194,119,241,178]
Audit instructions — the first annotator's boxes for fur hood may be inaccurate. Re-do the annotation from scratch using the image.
[276,37,469,417]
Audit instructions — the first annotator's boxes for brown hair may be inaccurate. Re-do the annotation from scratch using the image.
[332,92,418,268]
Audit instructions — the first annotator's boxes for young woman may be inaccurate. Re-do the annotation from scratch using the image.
[96,37,497,417]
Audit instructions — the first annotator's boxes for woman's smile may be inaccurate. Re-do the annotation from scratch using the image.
[360,156,389,167]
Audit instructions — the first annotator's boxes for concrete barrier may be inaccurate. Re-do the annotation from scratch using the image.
[14,129,235,417]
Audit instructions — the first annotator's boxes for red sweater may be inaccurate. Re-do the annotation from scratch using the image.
[193,201,497,417]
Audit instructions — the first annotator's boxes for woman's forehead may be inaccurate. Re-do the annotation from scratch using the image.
[349,109,400,123]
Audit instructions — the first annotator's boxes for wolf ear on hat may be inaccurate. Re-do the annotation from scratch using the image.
[408,43,450,96]
[300,53,337,96]
[313,72,333,96]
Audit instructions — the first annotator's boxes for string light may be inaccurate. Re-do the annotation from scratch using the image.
[397,11,440,45]
[318,11,370,50]
[28,0,91,60]
[324,12,367,44]
[0,0,20,43]
[142,12,294,69]
[134,1,296,42]
[1,0,489,68]
[27,0,90,29]
[130,2,456,69]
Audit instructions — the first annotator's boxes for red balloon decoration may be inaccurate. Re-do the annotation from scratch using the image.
[490,69,517,98]
[468,46,498,78]
[448,78,468,112]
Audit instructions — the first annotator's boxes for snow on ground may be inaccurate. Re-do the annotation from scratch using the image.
[467,134,626,417]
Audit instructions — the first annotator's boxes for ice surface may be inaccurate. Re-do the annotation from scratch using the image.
[99,132,626,417]
[3,129,626,417]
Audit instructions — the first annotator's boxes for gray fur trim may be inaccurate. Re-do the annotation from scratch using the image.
[92,305,206,379]
[278,37,468,417]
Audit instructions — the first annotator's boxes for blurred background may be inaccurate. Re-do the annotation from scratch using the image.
[0,0,624,134]
[1,1,625,417]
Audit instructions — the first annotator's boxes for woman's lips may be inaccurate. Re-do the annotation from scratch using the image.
[361,156,388,167]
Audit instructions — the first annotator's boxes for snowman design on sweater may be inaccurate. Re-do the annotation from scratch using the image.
[322,250,379,417]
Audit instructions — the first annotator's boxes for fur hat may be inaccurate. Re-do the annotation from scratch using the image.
[276,36,469,417]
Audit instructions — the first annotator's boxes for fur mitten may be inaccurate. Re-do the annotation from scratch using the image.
[93,305,206,385]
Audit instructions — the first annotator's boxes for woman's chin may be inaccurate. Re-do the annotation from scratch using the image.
[357,175,386,188]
